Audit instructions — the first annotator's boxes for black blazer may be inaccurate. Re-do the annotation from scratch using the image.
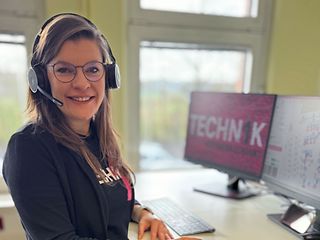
[3,124,135,240]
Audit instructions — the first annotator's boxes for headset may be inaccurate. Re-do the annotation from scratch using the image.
[28,13,120,107]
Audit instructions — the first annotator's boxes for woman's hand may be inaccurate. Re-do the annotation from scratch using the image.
[137,210,202,240]
[138,210,173,240]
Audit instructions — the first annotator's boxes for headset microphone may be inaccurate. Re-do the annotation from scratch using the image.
[28,68,63,107]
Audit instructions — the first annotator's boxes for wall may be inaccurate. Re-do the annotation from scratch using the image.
[266,0,320,95]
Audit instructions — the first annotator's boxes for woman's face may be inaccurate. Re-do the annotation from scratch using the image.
[47,38,105,133]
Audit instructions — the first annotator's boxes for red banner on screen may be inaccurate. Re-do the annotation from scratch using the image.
[184,92,276,178]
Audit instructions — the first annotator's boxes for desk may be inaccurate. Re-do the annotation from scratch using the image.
[128,168,298,240]
[0,169,298,240]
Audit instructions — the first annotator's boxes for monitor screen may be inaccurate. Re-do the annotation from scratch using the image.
[184,91,276,198]
[262,96,320,210]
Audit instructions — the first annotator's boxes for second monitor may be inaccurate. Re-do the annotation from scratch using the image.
[262,95,320,238]
[184,91,276,199]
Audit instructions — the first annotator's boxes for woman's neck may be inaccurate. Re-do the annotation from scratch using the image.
[68,119,91,136]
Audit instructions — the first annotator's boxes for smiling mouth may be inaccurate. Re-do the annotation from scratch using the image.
[68,96,94,102]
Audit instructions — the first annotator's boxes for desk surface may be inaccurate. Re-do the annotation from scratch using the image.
[128,168,298,240]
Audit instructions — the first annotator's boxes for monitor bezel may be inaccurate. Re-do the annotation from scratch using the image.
[186,157,261,181]
[264,176,320,210]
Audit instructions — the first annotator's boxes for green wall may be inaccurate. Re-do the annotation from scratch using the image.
[267,0,320,95]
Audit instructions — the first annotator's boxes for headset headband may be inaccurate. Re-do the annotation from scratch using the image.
[32,12,117,66]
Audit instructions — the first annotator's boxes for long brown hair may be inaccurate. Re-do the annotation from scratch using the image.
[27,14,134,184]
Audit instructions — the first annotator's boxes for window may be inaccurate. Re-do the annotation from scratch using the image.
[140,0,259,18]
[126,0,273,171]
[139,41,252,169]
[0,34,27,168]
[0,1,42,178]
[0,34,27,171]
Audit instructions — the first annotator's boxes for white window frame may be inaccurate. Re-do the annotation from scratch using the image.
[125,0,273,171]
[129,0,271,32]
[0,0,44,55]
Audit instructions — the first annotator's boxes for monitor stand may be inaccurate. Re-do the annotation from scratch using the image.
[268,204,320,239]
[193,175,258,199]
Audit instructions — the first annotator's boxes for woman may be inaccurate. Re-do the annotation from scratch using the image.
[3,13,199,240]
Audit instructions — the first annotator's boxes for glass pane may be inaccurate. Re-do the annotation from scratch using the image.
[140,0,259,18]
[139,41,252,170]
[0,34,27,172]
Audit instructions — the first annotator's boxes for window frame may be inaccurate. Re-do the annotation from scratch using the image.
[0,0,44,53]
[127,0,272,32]
[125,0,273,171]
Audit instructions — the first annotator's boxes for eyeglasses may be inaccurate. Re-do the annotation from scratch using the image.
[48,61,106,83]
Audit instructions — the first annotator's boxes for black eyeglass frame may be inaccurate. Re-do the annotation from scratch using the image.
[47,60,107,83]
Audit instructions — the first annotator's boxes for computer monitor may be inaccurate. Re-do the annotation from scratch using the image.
[184,91,276,199]
[262,95,320,238]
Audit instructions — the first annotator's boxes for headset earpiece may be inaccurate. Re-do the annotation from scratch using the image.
[28,62,47,92]
[105,63,120,89]
[28,68,39,93]
[27,64,63,106]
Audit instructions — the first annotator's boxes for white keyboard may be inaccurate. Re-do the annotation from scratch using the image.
[143,198,215,236]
